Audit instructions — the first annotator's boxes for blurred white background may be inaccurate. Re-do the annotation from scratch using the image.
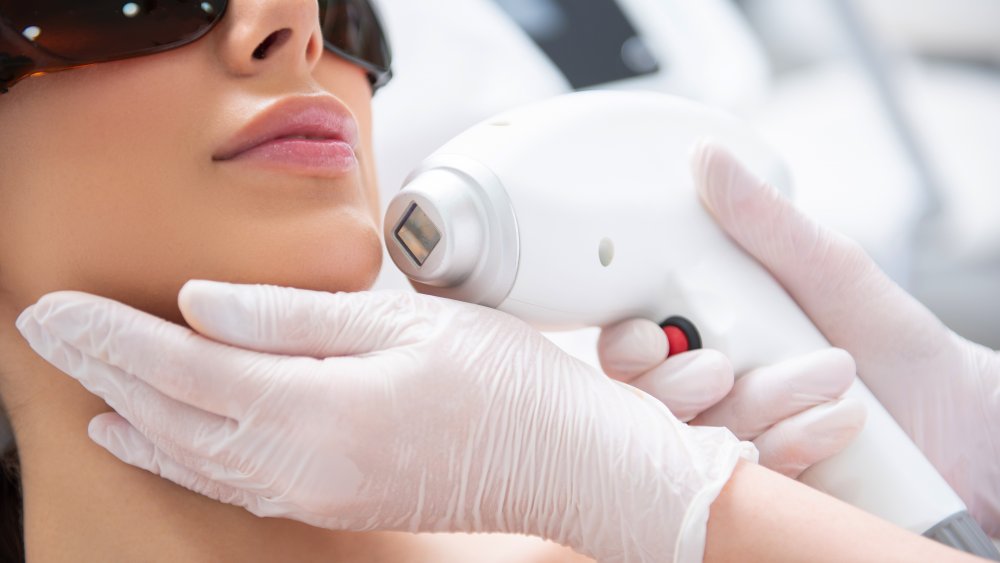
[739,0,1000,349]
[370,0,1000,352]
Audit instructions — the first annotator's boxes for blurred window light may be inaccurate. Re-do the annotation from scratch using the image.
[492,0,567,40]
[493,0,661,89]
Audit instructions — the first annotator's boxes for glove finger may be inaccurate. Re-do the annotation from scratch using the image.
[179,281,425,357]
[17,293,316,419]
[597,318,668,382]
[628,349,733,422]
[88,413,264,510]
[753,397,867,478]
[692,143,954,387]
[691,348,856,440]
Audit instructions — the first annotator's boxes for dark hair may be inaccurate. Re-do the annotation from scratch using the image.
[0,445,23,563]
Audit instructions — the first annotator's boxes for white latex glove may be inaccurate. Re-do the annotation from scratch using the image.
[692,142,1000,535]
[597,320,864,478]
[16,282,756,563]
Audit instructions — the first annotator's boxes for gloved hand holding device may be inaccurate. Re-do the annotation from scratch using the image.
[15,282,755,563]
[693,142,1000,535]
[381,90,996,555]
[597,319,864,479]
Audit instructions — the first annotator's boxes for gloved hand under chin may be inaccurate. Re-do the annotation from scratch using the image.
[693,142,1000,536]
[16,282,755,563]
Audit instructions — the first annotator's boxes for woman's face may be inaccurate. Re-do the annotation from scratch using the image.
[0,0,382,324]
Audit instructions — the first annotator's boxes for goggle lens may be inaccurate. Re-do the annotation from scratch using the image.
[319,0,391,88]
[1,1,225,62]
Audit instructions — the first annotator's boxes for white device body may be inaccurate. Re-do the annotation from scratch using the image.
[384,91,967,535]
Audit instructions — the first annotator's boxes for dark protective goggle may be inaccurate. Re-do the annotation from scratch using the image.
[0,0,393,94]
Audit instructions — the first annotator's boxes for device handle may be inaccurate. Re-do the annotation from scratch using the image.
[661,219,1000,557]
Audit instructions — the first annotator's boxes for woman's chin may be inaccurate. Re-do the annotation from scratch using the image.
[107,236,383,327]
[211,240,384,297]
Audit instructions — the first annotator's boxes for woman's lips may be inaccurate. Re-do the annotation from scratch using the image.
[214,95,361,178]
[223,136,358,176]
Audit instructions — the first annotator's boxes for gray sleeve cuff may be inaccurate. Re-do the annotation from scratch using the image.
[924,511,1000,560]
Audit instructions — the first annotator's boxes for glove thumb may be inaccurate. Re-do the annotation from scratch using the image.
[179,281,420,357]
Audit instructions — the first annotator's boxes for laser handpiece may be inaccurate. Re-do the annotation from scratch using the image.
[384,91,999,558]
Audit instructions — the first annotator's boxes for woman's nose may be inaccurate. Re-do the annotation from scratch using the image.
[212,0,325,84]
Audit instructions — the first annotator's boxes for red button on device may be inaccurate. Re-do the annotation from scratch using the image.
[663,325,690,356]
[659,316,702,357]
